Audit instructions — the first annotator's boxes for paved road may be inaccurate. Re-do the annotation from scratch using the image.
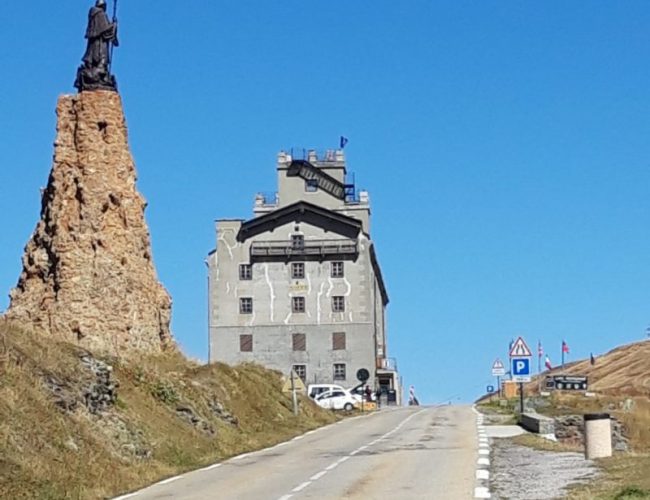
[124,405,477,500]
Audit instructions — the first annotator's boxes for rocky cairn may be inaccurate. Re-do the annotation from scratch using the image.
[6,90,173,356]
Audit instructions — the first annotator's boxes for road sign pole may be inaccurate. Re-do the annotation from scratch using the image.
[519,382,524,414]
[497,375,501,398]
[290,371,298,416]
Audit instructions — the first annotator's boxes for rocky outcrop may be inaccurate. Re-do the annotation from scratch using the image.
[6,90,172,356]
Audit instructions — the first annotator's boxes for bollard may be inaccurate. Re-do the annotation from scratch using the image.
[584,413,612,459]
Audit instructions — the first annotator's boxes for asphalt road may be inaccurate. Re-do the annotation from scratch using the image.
[124,405,477,500]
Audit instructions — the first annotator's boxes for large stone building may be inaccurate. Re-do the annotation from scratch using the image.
[207,149,399,401]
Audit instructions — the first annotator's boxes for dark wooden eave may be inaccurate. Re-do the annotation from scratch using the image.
[370,244,389,306]
[236,201,363,242]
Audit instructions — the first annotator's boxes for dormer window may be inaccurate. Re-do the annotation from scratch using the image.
[291,234,304,250]
[305,179,318,192]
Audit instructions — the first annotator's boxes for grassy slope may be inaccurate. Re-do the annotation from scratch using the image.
[481,340,650,499]
[0,322,337,499]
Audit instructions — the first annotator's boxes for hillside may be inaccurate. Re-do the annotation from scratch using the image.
[0,320,336,499]
[535,339,650,396]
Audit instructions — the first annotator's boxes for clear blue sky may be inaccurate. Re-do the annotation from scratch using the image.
[1,1,649,403]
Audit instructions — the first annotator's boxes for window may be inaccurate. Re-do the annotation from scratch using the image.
[239,264,252,280]
[291,262,305,279]
[332,332,346,350]
[333,363,346,381]
[292,296,305,313]
[331,262,344,278]
[293,364,307,382]
[240,334,253,352]
[239,297,253,314]
[305,179,318,192]
[332,296,345,312]
[292,333,306,351]
[291,234,304,250]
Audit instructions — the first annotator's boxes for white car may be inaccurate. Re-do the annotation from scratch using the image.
[314,389,358,411]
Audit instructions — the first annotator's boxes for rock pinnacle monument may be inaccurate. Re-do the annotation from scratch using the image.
[6,1,173,356]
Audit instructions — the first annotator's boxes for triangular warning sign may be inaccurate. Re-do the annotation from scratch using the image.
[492,359,505,370]
[509,336,532,357]
[282,370,306,393]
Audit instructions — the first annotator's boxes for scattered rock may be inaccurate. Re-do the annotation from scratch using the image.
[176,405,215,435]
[80,353,118,414]
[209,400,238,426]
[64,438,79,452]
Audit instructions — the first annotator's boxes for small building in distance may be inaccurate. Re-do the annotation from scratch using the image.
[207,149,400,403]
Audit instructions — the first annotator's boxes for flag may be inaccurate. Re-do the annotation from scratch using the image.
[537,340,543,357]
[562,340,569,353]
[590,353,595,365]
[545,355,552,370]
[340,136,349,149]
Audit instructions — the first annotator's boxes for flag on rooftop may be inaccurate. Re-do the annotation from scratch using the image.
[340,136,349,149]
[562,340,569,353]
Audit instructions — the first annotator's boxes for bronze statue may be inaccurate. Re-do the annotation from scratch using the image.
[74,0,119,92]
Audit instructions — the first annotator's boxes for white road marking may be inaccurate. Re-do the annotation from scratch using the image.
[310,471,328,481]
[475,486,491,498]
[157,476,182,486]
[292,435,305,441]
[199,463,222,472]
[292,482,311,493]
[232,453,251,461]
[479,449,490,455]
[278,408,427,498]
[476,469,490,480]
[478,457,490,466]
[113,494,137,500]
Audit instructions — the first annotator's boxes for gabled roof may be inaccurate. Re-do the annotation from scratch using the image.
[236,201,362,242]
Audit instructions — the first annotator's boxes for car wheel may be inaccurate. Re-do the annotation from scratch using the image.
[344,403,353,411]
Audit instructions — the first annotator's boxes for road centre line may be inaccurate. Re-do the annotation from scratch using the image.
[310,471,328,481]
[277,409,426,500]
[292,482,311,493]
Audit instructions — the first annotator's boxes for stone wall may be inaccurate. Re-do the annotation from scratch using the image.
[6,91,172,356]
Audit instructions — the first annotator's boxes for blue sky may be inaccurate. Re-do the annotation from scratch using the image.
[1,1,649,403]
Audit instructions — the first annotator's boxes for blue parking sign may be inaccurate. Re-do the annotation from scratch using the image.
[511,357,531,382]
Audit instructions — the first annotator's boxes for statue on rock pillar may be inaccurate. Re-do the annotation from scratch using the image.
[74,0,119,92]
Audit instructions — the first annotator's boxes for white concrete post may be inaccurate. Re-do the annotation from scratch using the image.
[584,413,612,459]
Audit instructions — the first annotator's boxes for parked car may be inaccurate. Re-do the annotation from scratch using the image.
[314,389,358,411]
[308,384,345,399]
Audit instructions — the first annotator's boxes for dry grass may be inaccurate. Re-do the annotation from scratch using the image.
[567,454,650,499]
[0,321,337,499]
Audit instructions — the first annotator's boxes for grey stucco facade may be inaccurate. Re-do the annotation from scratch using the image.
[207,150,398,397]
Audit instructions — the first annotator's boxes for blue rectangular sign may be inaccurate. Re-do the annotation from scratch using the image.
[511,357,531,382]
